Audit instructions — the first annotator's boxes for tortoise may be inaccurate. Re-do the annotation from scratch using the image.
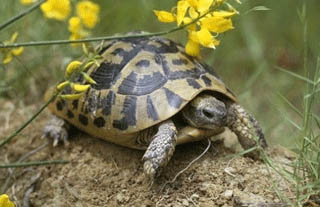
[44,36,267,178]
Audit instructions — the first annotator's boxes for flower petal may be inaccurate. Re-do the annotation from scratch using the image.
[213,10,237,17]
[71,83,91,92]
[188,7,199,19]
[201,16,234,33]
[197,28,212,47]
[12,47,24,56]
[10,32,18,43]
[185,38,200,57]
[153,10,176,22]
[187,0,198,8]
[40,0,71,21]
[65,61,82,78]
[3,53,13,64]
[183,17,197,31]
[196,28,219,48]
[68,16,82,33]
[198,0,213,13]
[0,194,14,207]
[76,1,100,28]
[177,0,190,26]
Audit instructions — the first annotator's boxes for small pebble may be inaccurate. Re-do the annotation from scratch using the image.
[182,199,189,206]
[223,190,233,199]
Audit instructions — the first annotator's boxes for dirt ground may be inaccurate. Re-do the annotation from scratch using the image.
[0,101,297,207]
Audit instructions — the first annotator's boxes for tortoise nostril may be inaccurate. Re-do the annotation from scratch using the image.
[202,109,214,119]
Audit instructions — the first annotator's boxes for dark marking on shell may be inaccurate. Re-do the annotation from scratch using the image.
[89,62,122,90]
[158,55,170,76]
[72,100,78,110]
[117,71,167,96]
[79,114,88,126]
[172,58,188,65]
[91,44,144,90]
[56,101,64,111]
[187,78,201,89]
[146,95,159,121]
[93,117,106,128]
[201,75,212,87]
[163,87,184,109]
[168,67,203,80]
[143,39,179,54]
[101,90,116,116]
[135,59,150,68]
[67,110,74,119]
[113,96,137,130]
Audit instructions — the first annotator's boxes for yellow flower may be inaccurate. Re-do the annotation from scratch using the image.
[68,17,90,47]
[76,1,100,29]
[65,60,82,79]
[68,17,82,34]
[1,32,24,65]
[40,0,71,21]
[154,0,240,56]
[0,194,15,207]
[20,0,36,5]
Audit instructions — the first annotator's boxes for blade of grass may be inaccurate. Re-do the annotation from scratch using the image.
[0,160,68,168]
[274,66,315,85]
[277,92,303,117]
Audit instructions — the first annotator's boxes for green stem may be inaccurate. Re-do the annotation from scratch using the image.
[0,0,46,32]
[0,94,57,148]
[0,11,210,48]
[0,160,68,168]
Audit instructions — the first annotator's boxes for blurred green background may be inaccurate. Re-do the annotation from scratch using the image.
[0,0,319,147]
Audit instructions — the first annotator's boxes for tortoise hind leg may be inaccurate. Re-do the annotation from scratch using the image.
[43,115,70,146]
[142,119,178,179]
[227,103,267,159]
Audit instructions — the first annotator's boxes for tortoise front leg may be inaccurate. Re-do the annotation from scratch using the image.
[227,103,267,159]
[142,119,177,179]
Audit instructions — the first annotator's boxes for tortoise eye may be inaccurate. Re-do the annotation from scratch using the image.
[202,109,214,119]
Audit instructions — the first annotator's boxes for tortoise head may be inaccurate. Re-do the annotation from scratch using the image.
[181,94,227,130]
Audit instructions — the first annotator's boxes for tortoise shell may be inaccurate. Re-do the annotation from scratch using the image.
[48,37,236,147]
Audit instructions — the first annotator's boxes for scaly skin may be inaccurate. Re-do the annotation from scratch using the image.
[227,103,267,159]
[142,120,177,179]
